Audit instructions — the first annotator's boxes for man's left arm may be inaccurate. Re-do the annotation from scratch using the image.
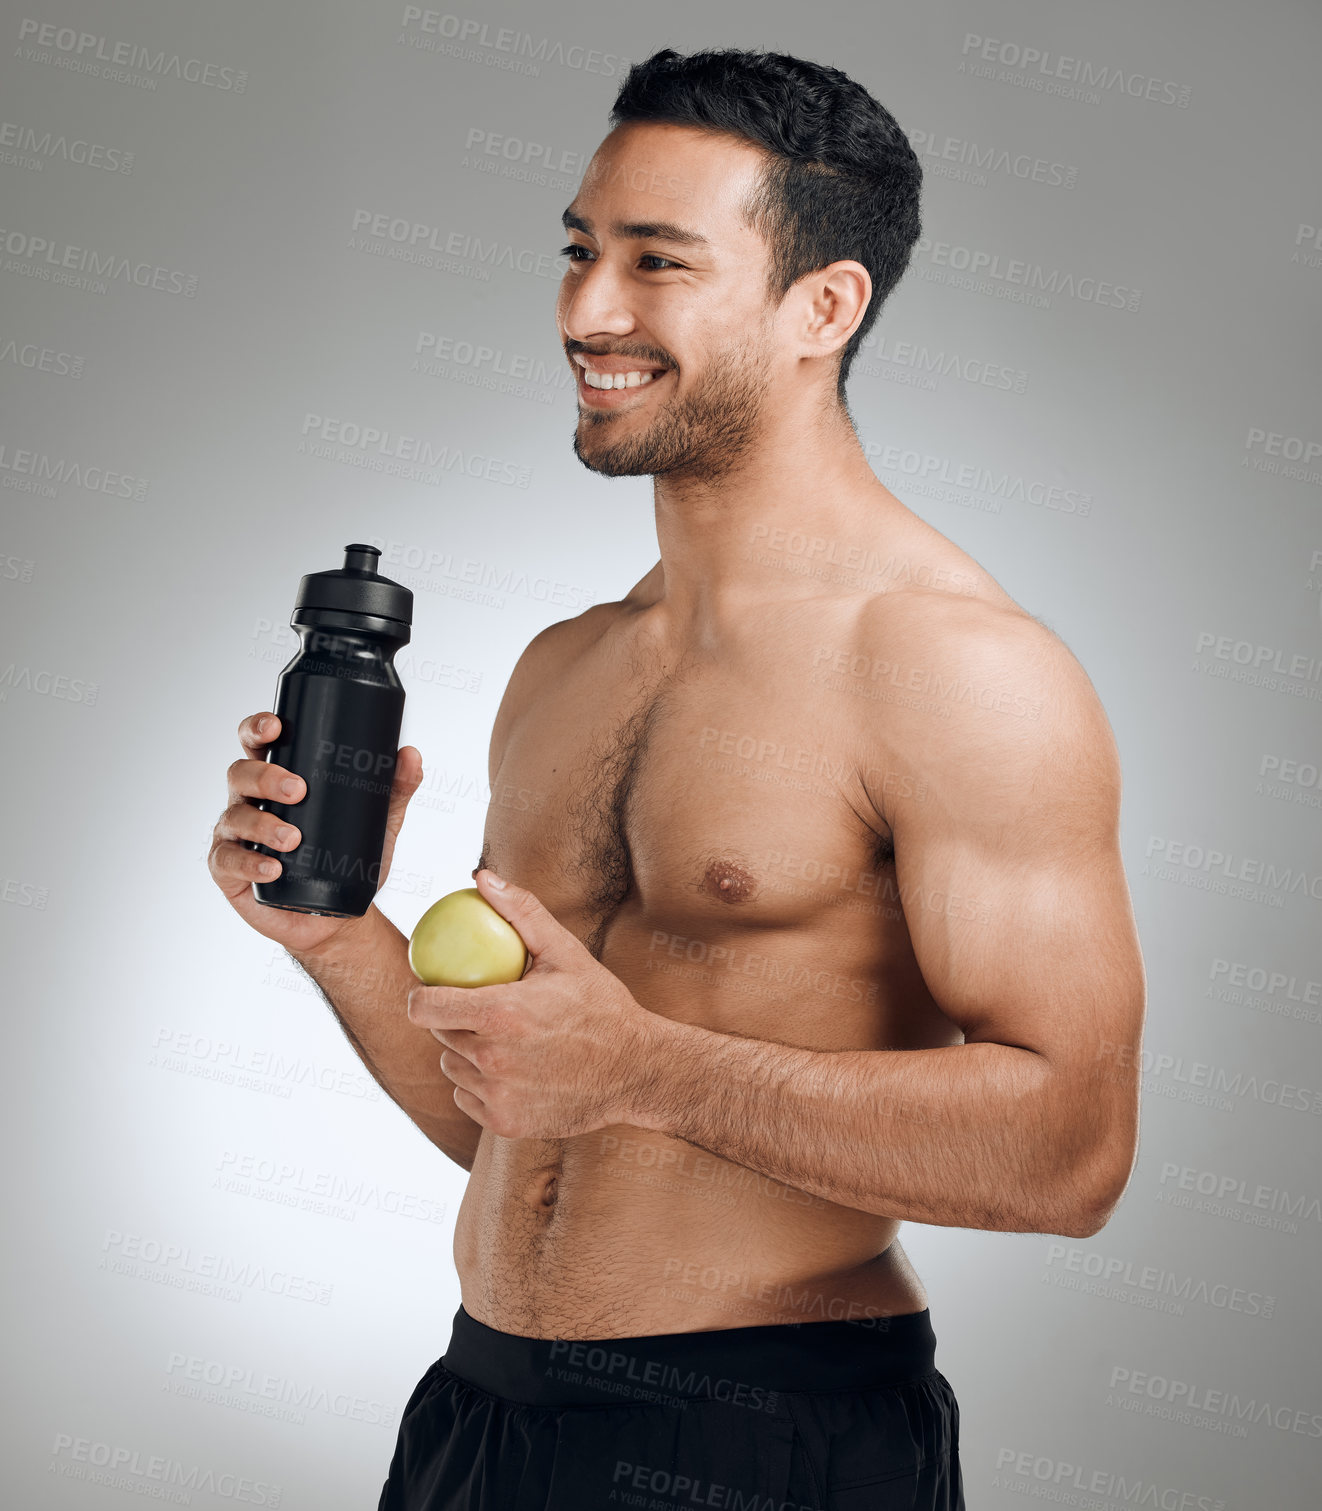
[622,612,1147,1239]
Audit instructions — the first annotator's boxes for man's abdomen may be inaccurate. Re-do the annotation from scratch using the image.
[451,1124,928,1339]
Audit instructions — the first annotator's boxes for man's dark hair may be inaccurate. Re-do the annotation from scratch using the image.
[609,48,923,402]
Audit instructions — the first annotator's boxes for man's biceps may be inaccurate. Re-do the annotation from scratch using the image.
[899,861,1115,1027]
[893,839,1014,940]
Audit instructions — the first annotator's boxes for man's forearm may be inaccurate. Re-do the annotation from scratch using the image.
[625,1017,1117,1237]
[289,906,483,1170]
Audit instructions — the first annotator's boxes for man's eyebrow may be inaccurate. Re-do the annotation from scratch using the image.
[561,207,711,249]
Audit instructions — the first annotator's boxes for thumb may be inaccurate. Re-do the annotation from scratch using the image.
[376,747,422,887]
[473,867,572,965]
[385,746,423,836]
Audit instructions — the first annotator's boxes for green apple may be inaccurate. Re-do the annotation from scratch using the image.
[408,887,529,987]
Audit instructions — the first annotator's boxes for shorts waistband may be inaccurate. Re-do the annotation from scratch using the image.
[440,1303,938,1407]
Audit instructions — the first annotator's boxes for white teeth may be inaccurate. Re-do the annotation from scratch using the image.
[583,368,659,390]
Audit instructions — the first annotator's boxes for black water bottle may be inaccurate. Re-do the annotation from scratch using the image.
[249,543,413,918]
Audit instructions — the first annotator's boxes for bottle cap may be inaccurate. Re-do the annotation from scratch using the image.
[293,544,413,626]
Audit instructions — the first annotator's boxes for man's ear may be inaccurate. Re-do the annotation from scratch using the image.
[796,260,872,360]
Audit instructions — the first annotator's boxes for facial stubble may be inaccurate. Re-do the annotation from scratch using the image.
[572,334,774,483]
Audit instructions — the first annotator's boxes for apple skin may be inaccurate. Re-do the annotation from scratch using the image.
[408,887,529,987]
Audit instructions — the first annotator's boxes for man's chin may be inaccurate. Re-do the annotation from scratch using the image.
[572,444,653,479]
[573,423,661,478]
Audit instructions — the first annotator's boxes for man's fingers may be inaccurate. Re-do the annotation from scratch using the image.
[239,711,280,757]
[216,798,302,854]
[226,755,306,806]
[210,834,284,890]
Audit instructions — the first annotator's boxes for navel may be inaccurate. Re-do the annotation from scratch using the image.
[524,1157,563,1213]
[700,857,758,904]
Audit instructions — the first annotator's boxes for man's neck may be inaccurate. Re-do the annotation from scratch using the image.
[645,405,909,637]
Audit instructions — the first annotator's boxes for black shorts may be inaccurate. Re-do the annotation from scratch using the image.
[378,1303,964,1510]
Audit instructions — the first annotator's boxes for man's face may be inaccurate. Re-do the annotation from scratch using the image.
[556,122,784,481]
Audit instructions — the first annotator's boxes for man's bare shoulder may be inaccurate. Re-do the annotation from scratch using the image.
[863,574,1071,677]
[507,563,662,683]
[850,570,1119,817]
[487,598,632,768]
[516,599,623,674]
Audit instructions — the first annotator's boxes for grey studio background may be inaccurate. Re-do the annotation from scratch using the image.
[1,0,1319,1506]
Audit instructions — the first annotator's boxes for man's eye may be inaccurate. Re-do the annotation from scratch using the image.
[556,246,678,271]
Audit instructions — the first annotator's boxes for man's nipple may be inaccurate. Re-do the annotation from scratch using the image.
[701,858,758,904]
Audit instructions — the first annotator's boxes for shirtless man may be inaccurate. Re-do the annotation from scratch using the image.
[209,47,1144,1511]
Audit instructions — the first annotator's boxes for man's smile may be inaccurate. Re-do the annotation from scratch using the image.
[572,351,673,406]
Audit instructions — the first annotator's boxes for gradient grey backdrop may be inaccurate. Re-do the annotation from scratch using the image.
[2,1,1320,1506]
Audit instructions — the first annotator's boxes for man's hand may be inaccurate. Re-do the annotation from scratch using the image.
[407,868,657,1139]
[208,710,423,957]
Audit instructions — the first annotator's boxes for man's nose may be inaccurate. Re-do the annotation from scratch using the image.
[559,257,636,341]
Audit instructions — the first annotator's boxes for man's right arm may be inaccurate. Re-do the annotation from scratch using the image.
[210,717,485,1172]
[288,903,485,1171]
[292,611,597,1165]
[318,610,603,1161]
[212,612,607,1168]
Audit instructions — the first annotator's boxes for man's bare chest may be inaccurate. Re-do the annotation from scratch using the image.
[480,653,899,972]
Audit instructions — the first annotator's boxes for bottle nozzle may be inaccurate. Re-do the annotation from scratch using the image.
[292,542,411,627]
